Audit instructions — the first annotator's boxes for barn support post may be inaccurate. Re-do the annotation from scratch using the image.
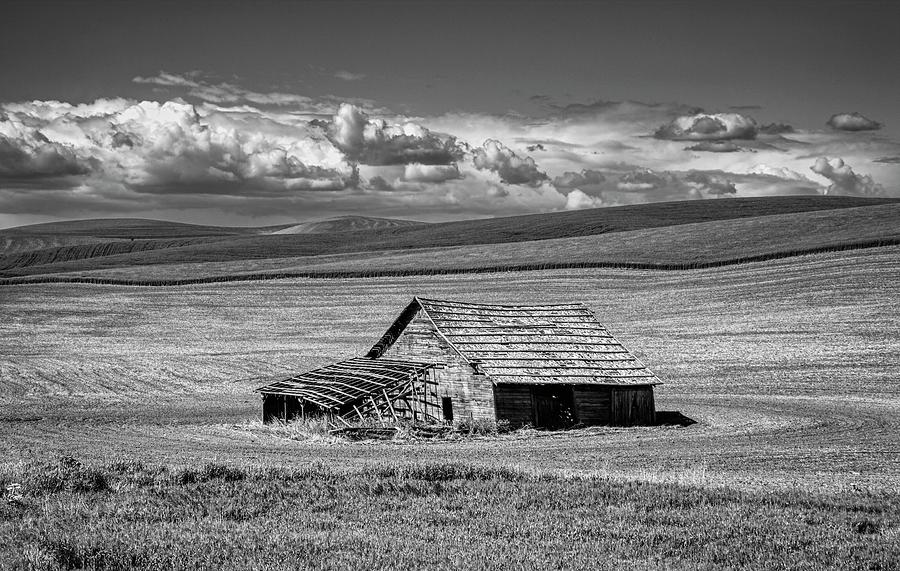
[382,389,399,422]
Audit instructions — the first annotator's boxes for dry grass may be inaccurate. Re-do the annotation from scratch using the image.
[1,458,897,571]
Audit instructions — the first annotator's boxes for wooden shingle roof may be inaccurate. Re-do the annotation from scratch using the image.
[370,297,661,386]
[256,357,435,409]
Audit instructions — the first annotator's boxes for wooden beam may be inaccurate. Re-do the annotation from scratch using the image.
[369,396,385,427]
[382,389,399,423]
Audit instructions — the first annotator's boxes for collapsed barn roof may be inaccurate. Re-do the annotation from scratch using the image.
[368,297,661,386]
[256,357,436,410]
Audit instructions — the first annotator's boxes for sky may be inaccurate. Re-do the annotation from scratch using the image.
[1,0,898,228]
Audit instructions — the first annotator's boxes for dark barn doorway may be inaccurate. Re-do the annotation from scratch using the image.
[531,385,576,429]
[441,396,454,422]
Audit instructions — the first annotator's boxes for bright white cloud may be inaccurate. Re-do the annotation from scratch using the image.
[564,189,603,210]
[810,157,883,196]
[403,163,460,183]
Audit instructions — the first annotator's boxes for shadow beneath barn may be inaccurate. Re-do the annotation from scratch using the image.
[654,411,698,427]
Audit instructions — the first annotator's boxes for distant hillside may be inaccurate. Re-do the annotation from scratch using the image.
[0,218,283,239]
[270,216,426,234]
[0,234,125,257]
[1,196,898,283]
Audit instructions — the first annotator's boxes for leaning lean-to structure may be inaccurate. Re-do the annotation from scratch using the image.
[257,297,661,428]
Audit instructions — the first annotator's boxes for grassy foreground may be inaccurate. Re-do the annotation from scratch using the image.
[2,457,897,571]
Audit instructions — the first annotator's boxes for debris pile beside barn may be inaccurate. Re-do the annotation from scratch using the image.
[257,297,662,429]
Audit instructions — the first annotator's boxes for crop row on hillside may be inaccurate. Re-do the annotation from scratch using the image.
[0,237,224,272]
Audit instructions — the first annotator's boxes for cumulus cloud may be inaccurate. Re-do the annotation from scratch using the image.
[0,98,356,197]
[564,189,603,210]
[617,170,667,192]
[402,163,460,183]
[654,112,757,141]
[472,139,548,186]
[0,134,90,181]
[552,169,606,189]
[810,157,883,196]
[683,171,737,196]
[4,86,898,227]
[367,175,394,191]
[331,104,463,166]
[826,112,882,132]
[747,164,812,181]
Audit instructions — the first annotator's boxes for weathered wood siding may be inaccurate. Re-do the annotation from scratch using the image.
[610,386,656,426]
[382,310,495,422]
[573,385,612,424]
[493,384,534,427]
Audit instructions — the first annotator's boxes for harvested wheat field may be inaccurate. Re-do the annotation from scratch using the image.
[1,246,898,569]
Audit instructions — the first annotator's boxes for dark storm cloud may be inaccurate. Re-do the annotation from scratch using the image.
[472,140,548,186]
[826,112,882,132]
[873,156,900,164]
[654,112,758,141]
[730,105,763,111]
[810,157,882,196]
[331,104,464,166]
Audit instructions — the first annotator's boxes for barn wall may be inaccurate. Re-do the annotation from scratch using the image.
[493,384,533,427]
[382,310,495,422]
[573,385,612,425]
[610,386,656,426]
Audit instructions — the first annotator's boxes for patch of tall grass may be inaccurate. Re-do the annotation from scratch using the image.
[1,456,897,570]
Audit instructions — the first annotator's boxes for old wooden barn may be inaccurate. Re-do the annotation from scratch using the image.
[257,297,661,428]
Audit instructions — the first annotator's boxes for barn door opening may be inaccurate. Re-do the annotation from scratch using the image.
[531,385,576,429]
[441,397,454,422]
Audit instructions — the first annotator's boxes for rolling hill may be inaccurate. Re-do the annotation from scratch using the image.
[270,215,426,234]
[0,196,897,283]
